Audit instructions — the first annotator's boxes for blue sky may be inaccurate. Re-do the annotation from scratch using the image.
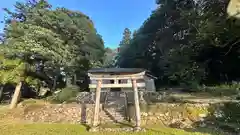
[0,0,156,48]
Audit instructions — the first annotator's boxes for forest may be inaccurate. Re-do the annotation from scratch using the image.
[117,0,240,88]
[0,0,107,105]
[0,0,239,105]
[0,0,239,135]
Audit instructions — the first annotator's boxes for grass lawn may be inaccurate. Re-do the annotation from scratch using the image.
[0,100,228,135]
[0,122,224,135]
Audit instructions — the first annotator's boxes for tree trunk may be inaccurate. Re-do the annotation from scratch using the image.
[9,81,22,109]
[73,74,77,85]
[52,76,57,90]
[0,85,3,102]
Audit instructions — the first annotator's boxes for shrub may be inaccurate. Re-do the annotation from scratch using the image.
[201,82,240,97]
[47,86,79,103]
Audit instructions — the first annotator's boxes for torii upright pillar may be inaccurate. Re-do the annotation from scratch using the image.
[90,79,102,132]
[132,79,141,131]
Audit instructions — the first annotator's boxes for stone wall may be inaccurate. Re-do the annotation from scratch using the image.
[128,103,210,128]
[23,103,99,124]
[22,102,211,129]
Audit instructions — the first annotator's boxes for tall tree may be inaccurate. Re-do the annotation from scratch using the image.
[117,0,240,87]
[102,47,117,68]
[115,28,132,66]
[119,28,132,47]
[2,0,105,79]
[1,0,105,107]
[132,30,138,38]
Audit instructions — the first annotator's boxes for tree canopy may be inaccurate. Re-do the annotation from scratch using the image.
[0,0,105,90]
[117,0,240,87]
[119,28,132,47]
[1,0,239,90]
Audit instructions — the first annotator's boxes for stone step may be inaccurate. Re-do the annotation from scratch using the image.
[102,115,125,119]
[102,92,127,123]
[100,108,126,122]
[102,112,125,119]
[100,115,124,122]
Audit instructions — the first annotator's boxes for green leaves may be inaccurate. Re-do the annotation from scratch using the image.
[117,0,240,86]
[0,55,26,84]
[119,28,132,47]
[1,0,105,88]
[5,23,68,66]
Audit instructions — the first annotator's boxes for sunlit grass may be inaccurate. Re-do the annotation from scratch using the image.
[0,122,221,135]
[0,99,227,135]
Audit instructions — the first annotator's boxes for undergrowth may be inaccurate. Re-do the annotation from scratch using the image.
[190,82,240,97]
[47,86,79,103]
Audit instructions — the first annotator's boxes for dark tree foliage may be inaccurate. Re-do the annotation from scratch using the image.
[117,0,240,87]
[119,28,132,47]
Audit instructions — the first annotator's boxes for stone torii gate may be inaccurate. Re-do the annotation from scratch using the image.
[87,68,156,131]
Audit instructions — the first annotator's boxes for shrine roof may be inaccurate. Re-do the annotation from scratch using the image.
[88,68,157,79]
[88,68,145,74]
